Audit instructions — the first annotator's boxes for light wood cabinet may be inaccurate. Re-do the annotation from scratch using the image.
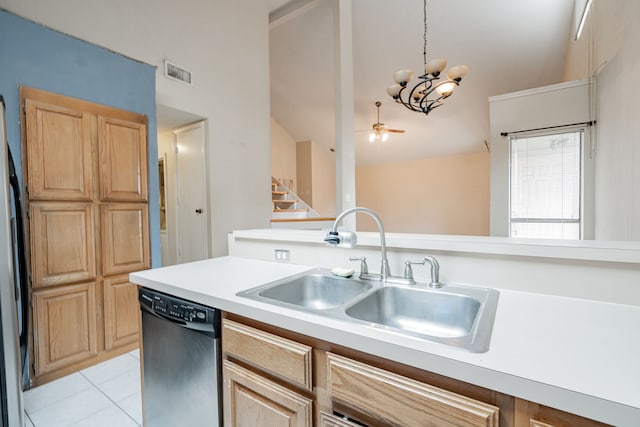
[21,86,148,385]
[98,115,148,202]
[23,99,93,201]
[29,202,96,288]
[101,203,150,276]
[103,275,139,351]
[223,360,313,427]
[222,314,612,427]
[32,283,98,376]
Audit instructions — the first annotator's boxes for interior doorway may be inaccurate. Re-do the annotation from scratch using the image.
[156,104,208,266]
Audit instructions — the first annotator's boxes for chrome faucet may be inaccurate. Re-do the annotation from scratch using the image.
[324,207,391,280]
[405,256,443,288]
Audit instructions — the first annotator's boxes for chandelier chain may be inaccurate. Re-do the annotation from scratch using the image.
[423,0,428,66]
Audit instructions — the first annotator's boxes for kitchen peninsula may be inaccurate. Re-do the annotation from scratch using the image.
[130,230,640,426]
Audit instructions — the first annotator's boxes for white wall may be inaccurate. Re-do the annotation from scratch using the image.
[311,139,336,217]
[356,153,490,235]
[563,0,640,240]
[0,0,272,256]
[271,118,297,188]
[296,140,336,217]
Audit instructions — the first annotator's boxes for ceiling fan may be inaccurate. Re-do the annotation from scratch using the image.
[367,101,405,142]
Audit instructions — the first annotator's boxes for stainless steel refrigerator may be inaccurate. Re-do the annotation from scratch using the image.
[0,94,26,426]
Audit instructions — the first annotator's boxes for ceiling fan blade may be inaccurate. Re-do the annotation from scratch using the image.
[386,129,405,133]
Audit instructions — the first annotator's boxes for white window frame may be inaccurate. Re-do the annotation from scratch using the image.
[507,126,594,240]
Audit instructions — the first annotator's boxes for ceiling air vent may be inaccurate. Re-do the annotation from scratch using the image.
[164,60,193,86]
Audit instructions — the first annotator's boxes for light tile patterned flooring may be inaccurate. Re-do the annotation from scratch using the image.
[24,350,142,427]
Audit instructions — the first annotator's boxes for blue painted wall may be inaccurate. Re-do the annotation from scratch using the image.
[0,10,160,267]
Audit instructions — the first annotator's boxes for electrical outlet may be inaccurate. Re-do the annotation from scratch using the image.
[274,249,290,261]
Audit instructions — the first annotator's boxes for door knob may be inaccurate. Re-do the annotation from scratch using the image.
[195,208,203,214]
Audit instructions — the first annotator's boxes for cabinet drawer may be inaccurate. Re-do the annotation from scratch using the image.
[222,319,312,391]
[319,412,362,427]
[327,353,499,427]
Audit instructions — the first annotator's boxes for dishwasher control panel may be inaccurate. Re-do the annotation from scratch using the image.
[152,298,208,323]
[139,288,217,328]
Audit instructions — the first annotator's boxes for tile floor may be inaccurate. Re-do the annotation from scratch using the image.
[23,350,142,427]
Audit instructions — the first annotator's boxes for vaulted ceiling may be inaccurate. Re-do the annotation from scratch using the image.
[269,0,576,165]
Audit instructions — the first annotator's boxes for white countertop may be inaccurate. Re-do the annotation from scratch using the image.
[130,256,640,426]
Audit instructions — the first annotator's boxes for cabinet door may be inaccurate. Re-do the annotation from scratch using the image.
[101,203,150,275]
[30,202,96,288]
[104,275,139,350]
[24,99,93,201]
[98,115,148,201]
[327,353,499,427]
[223,360,312,427]
[33,283,98,376]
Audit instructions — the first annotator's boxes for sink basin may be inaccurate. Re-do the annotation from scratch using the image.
[345,285,499,352]
[237,269,499,352]
[346,287,479,338]
[239,269,372,310]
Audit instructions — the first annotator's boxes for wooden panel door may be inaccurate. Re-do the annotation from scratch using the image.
[24,99,93,201]
[101,203,150,275]
[29,202,96,288]
[99,115,148,202]
[104,275,139,351]
[32,283,98,376]
[223,360,312,427]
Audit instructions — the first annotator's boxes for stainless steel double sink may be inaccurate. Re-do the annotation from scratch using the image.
[237,268,500,353]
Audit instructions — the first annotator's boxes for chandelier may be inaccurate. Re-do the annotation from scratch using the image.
[386,0,468,115]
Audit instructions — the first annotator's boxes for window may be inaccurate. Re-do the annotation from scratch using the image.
[509,130,584,239]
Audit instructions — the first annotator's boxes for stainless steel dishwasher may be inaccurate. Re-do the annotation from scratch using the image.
[139,288,221,426]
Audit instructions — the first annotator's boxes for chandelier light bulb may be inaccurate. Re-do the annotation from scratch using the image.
[412,91,425,102]
[435,81,457,97]
[386,84,402,98]
[446,65,469,81]
[425,59,447,75]
[393,69,414,86]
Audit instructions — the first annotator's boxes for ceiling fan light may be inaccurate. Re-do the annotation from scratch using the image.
[386,84,402,98]
[393,69,413,86]
[425,58,447,75]
[381,133,389,142]
[368,132,376,143]
[446,65,469,81]
[435,81,457,97]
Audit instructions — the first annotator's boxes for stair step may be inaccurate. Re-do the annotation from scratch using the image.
[272,191,288,196]
[273,208,308,213]
[273,199,296,204]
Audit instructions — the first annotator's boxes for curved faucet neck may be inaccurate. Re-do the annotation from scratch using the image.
[331,207,390,279]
